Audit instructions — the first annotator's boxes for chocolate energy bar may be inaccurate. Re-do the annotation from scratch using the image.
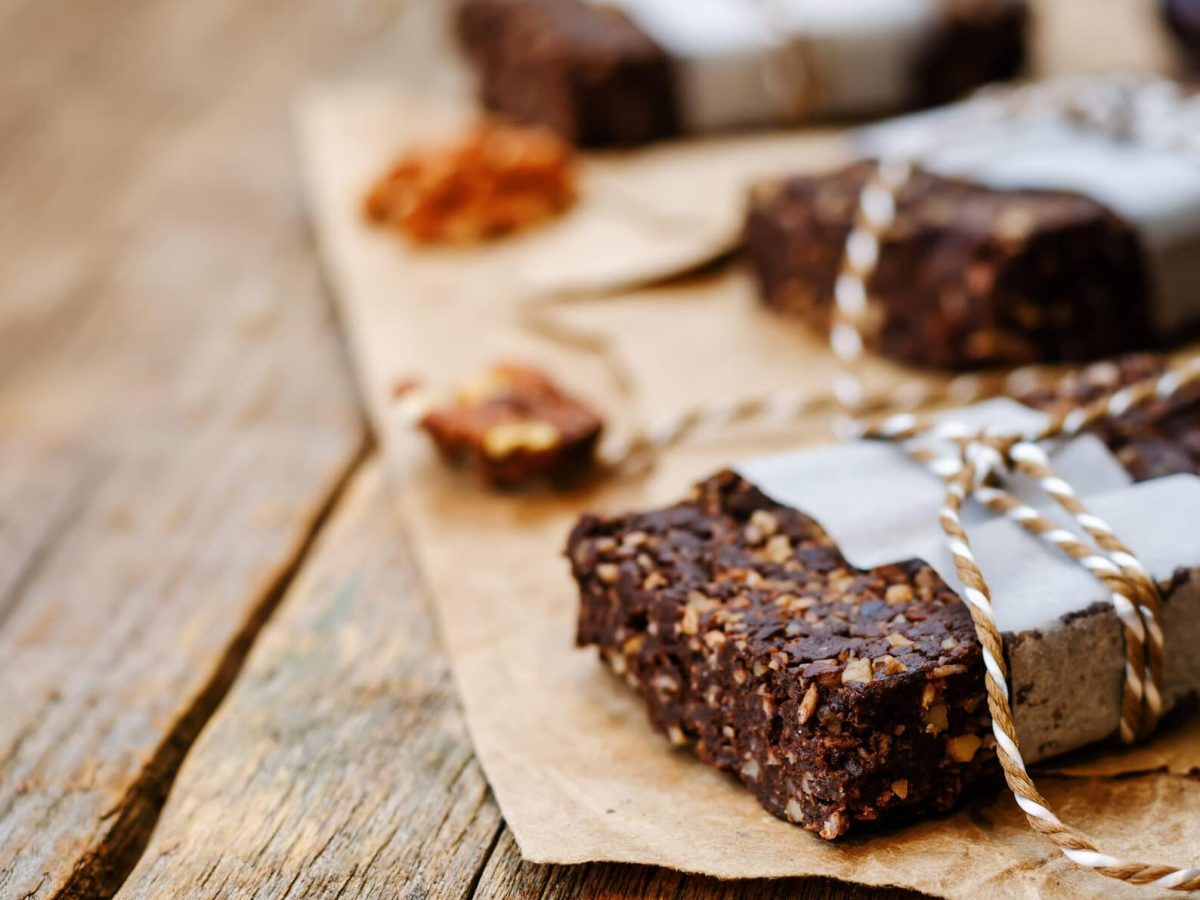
[457,0,1027,147]
[746,76,1200,370]
[569,358,1200,838]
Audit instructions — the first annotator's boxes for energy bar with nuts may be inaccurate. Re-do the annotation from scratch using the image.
[569,471,998,839]
[569,357,1200,838]
[456,0,1026,147]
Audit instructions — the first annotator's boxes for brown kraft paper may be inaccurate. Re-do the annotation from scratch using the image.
[297,74,1200,900]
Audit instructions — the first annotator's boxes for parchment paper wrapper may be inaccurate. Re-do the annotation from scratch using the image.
[298,76,1200,900]
[859,75,1200,334]
[599,0,968,129]
[738,402,1200,761]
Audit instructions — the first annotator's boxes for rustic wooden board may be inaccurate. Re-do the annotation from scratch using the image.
[0,0,370,895]
[474,828,923,899]
[115,463,502,899]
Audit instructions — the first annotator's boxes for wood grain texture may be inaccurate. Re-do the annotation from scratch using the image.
[117,463,503,900]
[475,829,923,900]
[0,0,374,895]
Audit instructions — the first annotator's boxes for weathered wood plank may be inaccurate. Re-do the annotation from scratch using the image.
[117,463,502,900]
[474,829,921,900]
[0,0,374,895]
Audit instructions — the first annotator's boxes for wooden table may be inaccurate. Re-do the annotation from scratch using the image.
[0,1,911,896]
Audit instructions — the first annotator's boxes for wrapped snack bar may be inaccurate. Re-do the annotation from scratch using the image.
[569,360,1200,840]
[456,0,1028,146]
[746,75,1200,369]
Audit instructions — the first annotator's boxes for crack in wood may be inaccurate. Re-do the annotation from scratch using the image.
[49,434,371,900]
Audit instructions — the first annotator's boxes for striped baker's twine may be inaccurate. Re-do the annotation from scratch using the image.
[869,357,1200,891]
[906,435,1155,748]
[827,156,912,419]
[866,359,1200,750]
[861,356,1200,447]
[926,444,1200,892]
[998,441,1165,740]
[592,363,1055,470]
[973,442,1157,745]
[824,74,1200,436]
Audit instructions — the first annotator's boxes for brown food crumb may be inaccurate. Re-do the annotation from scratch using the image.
[364,120,577,243]
[419,363,602,489]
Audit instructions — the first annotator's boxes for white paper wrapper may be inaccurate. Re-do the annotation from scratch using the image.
[739,399,1200,760]
[599,0,945,130]
[859,76,1200,334]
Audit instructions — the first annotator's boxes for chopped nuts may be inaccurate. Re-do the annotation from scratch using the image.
[798,683,819,724]
[764,534,793,564]
[885,584,914,604]
[923,702,949,734]
[886,631,915,648]
[596,563,619,585]
[921,681,939,710]
[750,509,780,536]
[481,419,561,458]
[785,798,804,823]
[872,654,907,676]
[819,811,845,840]
[891,779,910,800]
[703,629,727,649]
[841,658,872,684]
[667,725,687,746]
[929,664,968,678]
[364,119,577,243]
[652,674,679,694]
[620,530,649,550]
[744,510,780,544]
[946,734,983,763]
[642,571,668,590]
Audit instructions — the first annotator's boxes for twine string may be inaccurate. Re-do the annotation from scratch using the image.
[830,74,1200,890]
[922,439,1199,891]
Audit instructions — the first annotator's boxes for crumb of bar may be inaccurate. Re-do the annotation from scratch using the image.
[364,120,577,244]
[420,363,602,488]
